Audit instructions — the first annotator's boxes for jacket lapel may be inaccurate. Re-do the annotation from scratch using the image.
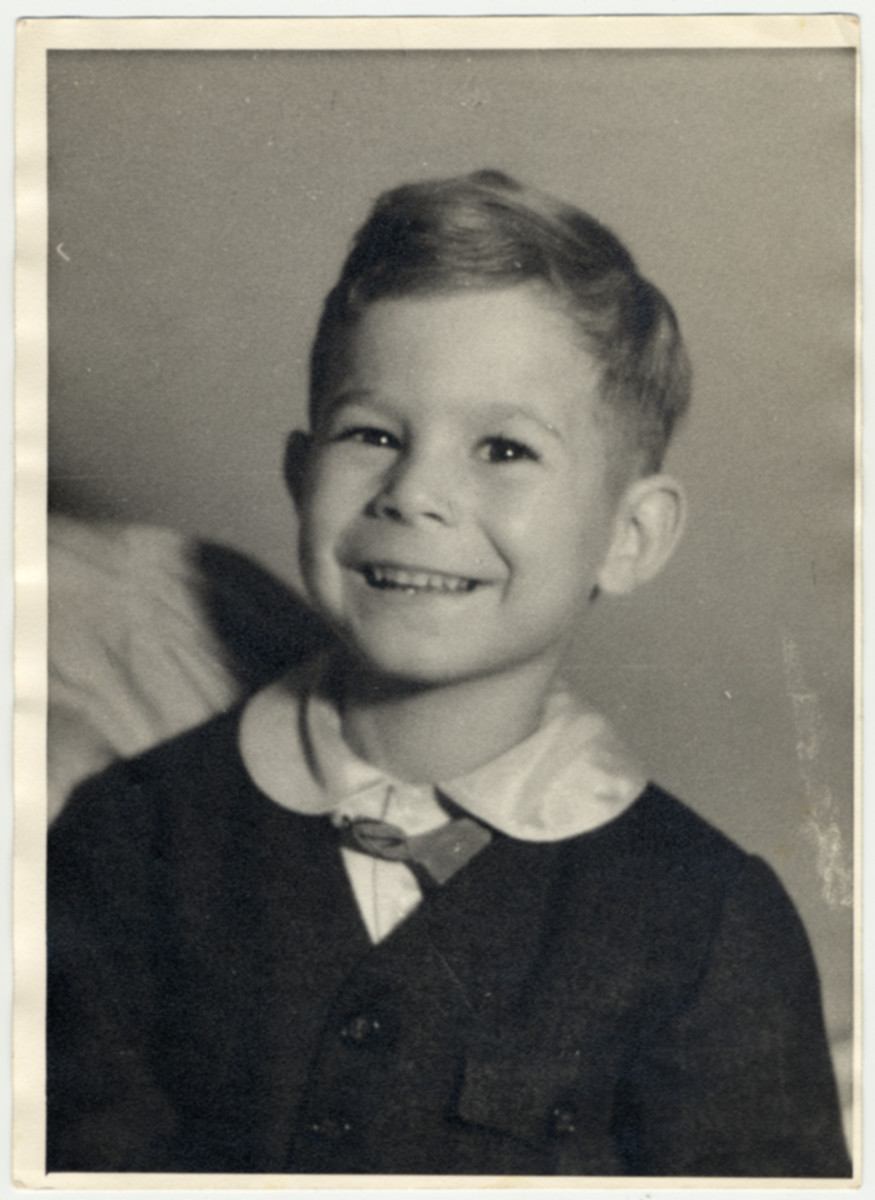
[379,832,563,1029]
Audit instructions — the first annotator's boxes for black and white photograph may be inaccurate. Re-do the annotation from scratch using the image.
[14,13,860,1188]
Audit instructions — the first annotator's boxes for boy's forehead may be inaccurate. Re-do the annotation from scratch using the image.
[329,287,603,394]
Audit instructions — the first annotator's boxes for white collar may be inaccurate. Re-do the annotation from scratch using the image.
[238,661,646,843]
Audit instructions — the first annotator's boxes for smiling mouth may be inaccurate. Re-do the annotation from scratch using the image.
[360,564,480,595]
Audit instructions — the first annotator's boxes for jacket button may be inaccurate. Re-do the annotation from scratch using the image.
[548,1104,578,1138]
[339,1012,384,1046]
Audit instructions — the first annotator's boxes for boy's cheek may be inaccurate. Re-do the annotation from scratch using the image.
[305,453,375,510]
[297,483,347,540]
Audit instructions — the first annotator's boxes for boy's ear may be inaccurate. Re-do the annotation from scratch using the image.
[284,430,313,510]
[597,475,687,596]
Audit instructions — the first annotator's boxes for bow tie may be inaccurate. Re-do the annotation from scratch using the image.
[337,813,493,888]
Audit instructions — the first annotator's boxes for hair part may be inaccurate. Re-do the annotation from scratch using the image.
[309,169,691,476]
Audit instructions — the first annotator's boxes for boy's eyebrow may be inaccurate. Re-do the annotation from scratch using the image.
[316,389,391,426]
[482,404,565,442]
[320,389,379,413]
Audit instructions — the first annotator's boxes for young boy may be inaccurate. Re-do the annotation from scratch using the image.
[47,170,850,1178]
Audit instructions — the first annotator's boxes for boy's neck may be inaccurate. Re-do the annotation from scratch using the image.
[332,656,562,784]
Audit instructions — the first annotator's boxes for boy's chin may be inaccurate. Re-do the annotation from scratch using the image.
[331,633,560,698]
[338,643,468,691]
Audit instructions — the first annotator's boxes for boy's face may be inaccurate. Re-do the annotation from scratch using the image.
[295,286,627,691]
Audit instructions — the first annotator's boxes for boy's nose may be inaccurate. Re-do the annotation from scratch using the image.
[370,452,457,526]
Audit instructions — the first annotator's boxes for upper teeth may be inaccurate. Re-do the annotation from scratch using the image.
[364,565,476,593]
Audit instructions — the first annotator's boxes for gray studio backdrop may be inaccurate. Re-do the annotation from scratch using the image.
[47,49,856,1056]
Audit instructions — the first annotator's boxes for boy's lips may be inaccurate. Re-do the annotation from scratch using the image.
[357,562,482,595]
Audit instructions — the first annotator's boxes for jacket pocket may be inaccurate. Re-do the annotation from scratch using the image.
[455,1043,584,1152]
[455,1041,628,1176]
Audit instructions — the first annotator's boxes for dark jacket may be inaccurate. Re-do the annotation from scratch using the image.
[47,710,851,1177]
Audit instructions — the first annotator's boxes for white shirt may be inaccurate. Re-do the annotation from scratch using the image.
[239,660,646,943]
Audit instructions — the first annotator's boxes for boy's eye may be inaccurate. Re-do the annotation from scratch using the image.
[478,437,539,464]
[333,426,400,450]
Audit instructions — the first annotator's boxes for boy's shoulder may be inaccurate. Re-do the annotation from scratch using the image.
[565,780,750,873]
[619,781,747,862]
[554,781,801,970]
[51,706,255,840]
[79,705,243,785]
